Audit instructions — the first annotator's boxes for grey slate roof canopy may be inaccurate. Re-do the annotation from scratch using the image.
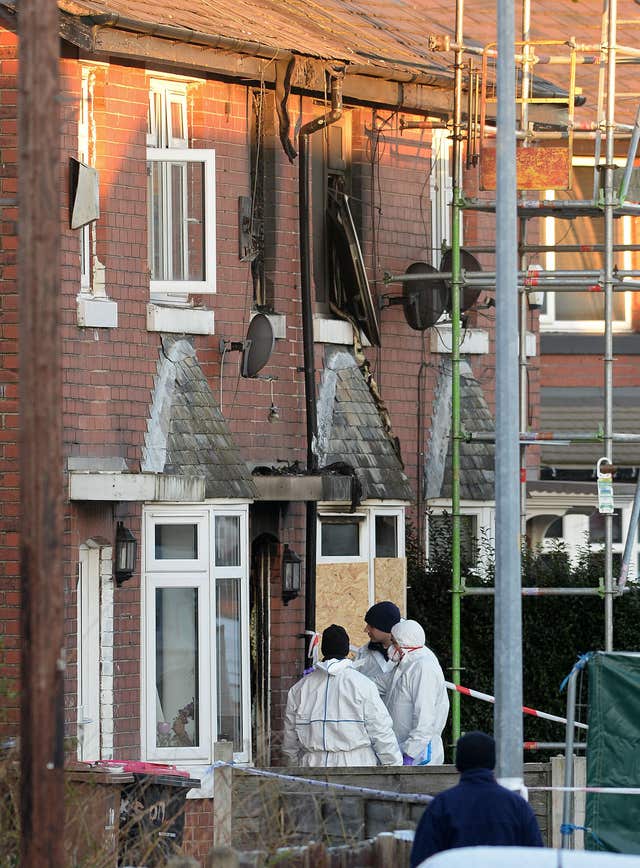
[425,358,495,501]
[142,336,257,500]
[540,387,640,468]
[316,348,413,503]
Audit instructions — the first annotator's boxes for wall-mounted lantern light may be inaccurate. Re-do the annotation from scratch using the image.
[114,522,137,586]
[282,544,302,605]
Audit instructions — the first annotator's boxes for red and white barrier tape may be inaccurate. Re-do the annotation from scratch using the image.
[445,681,589,730]
[530,786,640,795]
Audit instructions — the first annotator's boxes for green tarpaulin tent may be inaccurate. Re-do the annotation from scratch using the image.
[586,652,640,853]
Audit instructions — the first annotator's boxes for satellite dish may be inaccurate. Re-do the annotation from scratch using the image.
[440,248,483,313]
[241,313,275,378]
[402,262,448,330]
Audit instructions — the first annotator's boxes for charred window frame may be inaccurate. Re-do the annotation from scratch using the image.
[248,88,277,309]
[311,111,353,306]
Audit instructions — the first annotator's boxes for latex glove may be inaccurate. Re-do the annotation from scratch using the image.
[402,753,414,766]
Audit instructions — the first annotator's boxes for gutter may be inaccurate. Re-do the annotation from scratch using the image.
[77,11,454,89]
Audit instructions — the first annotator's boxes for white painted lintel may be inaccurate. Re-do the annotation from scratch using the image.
[69,471,206,502]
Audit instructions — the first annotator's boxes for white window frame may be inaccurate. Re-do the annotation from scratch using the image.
[148,80,189,149]
[430,128,456,265]
[142,504,250,766]
[370,506,405,560]
[77,545,101,761]
[79,69,92,292]
[147,149,217,299]
[147,79,216,301]
[317,512,368,563]
[540,157,633,333]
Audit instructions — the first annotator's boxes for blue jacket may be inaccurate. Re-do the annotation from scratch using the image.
[410,768,544,867]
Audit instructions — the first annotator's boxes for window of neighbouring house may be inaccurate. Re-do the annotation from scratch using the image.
[147,80,216,302]
[144,506,250,765]
[537,504,639,580]
[539,160,633,332]
[425,504,495,577]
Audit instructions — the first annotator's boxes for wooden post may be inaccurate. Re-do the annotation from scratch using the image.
[17,0,63,863]
[213,741,234,848]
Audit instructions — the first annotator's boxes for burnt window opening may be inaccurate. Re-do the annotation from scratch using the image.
[312,110,380,346]
[311,111,352,306]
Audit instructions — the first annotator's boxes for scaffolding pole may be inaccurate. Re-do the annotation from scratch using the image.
[494,0,523,787]
[603,0,617,651]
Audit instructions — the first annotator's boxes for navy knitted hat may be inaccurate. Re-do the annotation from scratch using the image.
[455,731,496,772]
[365,601,401,633]
[321,624,350,660]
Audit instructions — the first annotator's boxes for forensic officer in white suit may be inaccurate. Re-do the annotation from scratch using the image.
[385,619,450,766]
[282,624,403,767]
[352,601,401,699]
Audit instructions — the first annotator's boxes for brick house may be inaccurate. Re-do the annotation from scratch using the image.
[1,0,638,859]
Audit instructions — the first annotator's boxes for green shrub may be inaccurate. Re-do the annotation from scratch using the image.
[407,520,640,761]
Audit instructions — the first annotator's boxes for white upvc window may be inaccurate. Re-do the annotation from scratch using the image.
[317,505,406,563]
[79,69,92,292]
[539,159,633,332]
[430,128,456,265]
[77,545,101,761]
[541,501,639,581]
[147,79,216,302]
[317,512,368,563]
[143,505,250,765]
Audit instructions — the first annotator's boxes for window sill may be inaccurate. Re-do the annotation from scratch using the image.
[313,316,353,345]
[430,326,489,355]
[77,295,118,329]
[147,303,215,335]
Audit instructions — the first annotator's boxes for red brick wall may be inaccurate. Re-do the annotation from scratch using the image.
[1,41,508,760]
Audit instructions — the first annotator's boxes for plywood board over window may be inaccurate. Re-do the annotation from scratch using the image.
[374,557,407,615]
[316,562,369,649]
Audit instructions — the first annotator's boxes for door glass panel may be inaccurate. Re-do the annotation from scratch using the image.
[375,515,398,558]
[216,578,243,751]
[155,524,198,560]
[215,516,241,566]
[155,587,199,748]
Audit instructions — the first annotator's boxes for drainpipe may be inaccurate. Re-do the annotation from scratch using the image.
[298,75,343,668]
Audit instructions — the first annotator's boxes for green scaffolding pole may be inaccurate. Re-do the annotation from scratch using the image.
[450,0,465,747]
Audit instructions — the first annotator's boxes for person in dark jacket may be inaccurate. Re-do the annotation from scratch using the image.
[409,731,543,866]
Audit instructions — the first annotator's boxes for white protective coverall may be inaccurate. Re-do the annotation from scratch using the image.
[282,658,403,767]
[385,621,450,765]
[352,643,396,699]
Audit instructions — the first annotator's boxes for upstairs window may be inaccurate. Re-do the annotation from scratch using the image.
[147,80,216,301]
[540,160,633,332]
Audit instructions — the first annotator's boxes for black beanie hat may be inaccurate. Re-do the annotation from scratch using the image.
[455,731,496,772]
[365,601,401,633]
[321,624,350,660]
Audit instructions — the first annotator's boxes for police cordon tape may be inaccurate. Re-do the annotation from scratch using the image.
[211,762,640,799]
[445,681,589,731]
[306,629,588,731]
